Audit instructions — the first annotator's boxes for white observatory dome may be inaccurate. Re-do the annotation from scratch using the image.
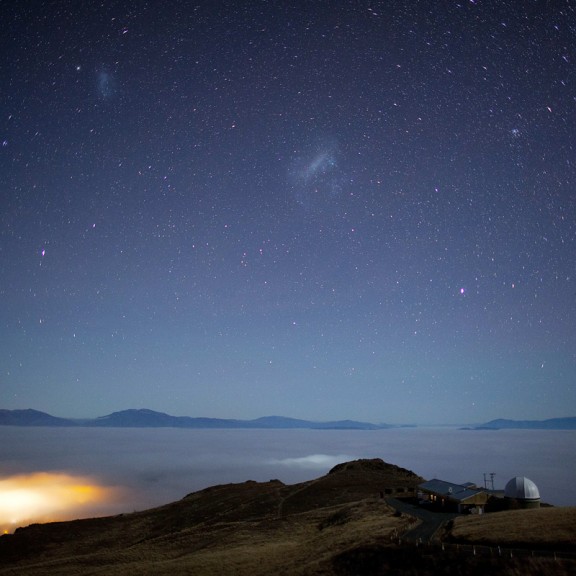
[504,476,540,500]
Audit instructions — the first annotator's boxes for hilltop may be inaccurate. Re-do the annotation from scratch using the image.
[1,459,574,576]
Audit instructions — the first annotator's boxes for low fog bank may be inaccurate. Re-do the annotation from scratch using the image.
[1,427,574,530]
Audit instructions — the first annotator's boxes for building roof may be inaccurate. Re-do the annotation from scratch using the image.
[504,476,540,500]
[419,479,486,503]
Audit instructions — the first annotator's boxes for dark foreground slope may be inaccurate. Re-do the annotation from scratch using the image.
[0,459,574,576]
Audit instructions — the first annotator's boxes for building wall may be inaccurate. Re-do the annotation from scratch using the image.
[420,490,488,513]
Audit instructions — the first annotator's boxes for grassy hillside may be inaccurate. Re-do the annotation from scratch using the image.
[445,506,576,550]
[0,459,574,575]
[0,459,420,576]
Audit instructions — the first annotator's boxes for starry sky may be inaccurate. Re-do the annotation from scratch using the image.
[1,1,575,425]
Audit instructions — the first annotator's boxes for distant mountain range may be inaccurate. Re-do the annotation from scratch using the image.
[0,408,394,430]
[469,417,576,430]
[2,409,574,430]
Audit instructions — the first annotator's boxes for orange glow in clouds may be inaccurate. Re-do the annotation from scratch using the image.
[0,472,122,533]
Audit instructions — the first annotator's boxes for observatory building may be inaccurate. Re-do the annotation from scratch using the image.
[418,479,489,513]
[504,476,541,509]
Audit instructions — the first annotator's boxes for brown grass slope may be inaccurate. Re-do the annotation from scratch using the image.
[0,459,421,576]
[445,506,576,551]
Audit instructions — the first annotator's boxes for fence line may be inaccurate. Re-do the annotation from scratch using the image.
[391,536,576,561]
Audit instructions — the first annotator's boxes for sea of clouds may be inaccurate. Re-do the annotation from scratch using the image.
[1,427,574,531]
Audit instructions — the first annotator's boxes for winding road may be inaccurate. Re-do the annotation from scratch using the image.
[386,498,460,543]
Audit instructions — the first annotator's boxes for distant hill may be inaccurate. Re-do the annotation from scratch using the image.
[0,409,75,427]
[0,408,392,430]
[246,415,388,430]
[90,410,390,430]
[473,417,576,430]
[91,409,242,428]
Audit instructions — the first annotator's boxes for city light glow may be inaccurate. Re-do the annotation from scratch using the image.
[0,472,121,534]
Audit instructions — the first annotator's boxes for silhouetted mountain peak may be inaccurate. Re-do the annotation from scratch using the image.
[475,417,576,430]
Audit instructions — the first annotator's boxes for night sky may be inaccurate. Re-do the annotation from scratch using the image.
[2,1,575,425]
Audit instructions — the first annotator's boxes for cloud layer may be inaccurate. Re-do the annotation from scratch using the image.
[1,427,573,532]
